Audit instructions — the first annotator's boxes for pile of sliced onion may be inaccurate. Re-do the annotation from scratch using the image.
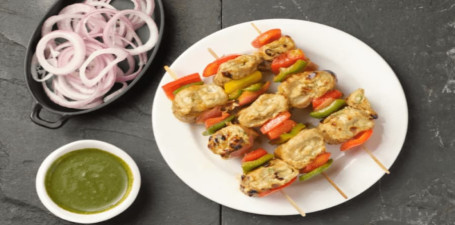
[32,0,158,109]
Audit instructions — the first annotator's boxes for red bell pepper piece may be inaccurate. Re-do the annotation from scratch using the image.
[260,111,291,134]
[195,106,222,124]
[162,73,202,100]
[258,177,297,197]
[312,89,343,110]
[301,152,331,173]
[270,49,306,74]
[204,112,230,128]
[242,148,268,162]
[203,54,240,77]
[238,81,271,106]
[266,120,296,140]
[251,29,282,48]
[340,129,373,151]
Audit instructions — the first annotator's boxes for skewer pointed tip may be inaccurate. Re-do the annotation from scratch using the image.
[251,22,262,34]
[280,190,305,217]
[163,65,178,80]
[362,146,390,174]
[207,48,219,59]
[321,172,348,199]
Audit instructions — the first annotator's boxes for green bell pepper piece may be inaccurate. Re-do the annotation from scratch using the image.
[273,59,307,82]
[309,99,346,119]
[228,89,243,100]
[243,82,263,92]
[242,154,274,173]
[270,123,306,144]
[299,159,333,181]
[172,81,204,95]
[202,115,235,136]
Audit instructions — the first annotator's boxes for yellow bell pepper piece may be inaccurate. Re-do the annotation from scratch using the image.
[224,71,262,94]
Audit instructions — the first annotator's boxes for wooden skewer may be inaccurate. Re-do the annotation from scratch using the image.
[254,21,387,173]
[208,48,219,59]
[251,23,263,34]
[321,172,347,199]
[207,48,305,216]
[280,190,305,217]
[250,22,348,199]
[251,23,262,35]
[322,170,347,198]
[164,65,178,80]
[362,146,390,174]
[253,22,388,175]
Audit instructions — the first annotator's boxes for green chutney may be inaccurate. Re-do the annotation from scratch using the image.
[45,148,133,214]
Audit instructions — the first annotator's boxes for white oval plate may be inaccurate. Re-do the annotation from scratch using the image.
[151,19,408,215]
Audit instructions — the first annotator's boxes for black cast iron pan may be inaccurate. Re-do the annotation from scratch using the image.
[24,0,164,128]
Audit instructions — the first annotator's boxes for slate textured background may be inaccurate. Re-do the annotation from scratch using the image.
[1,0,454,224]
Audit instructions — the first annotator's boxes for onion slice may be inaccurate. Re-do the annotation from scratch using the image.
[103,9,158,55]
[79,48,129,87]
[36,31,86,75]
[42,14,84,36]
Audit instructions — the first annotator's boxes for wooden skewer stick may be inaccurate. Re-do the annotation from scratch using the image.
[165,50,308,217]
[163,65,178,80]
[362,146,390,174]
[208,48,219,59]
[253,20,388,177]
[208,48,305,217]
[251,24,388,176]
[321,172,347,199]
[280,190,306,217]
[251,23,263,34]
[250,22,348,199]
[251,23,262,34]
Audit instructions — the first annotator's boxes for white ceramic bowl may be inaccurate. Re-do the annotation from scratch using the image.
[36,140,141,224]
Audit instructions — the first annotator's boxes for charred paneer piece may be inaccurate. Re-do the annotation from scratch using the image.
[240,159,298,197]
[278,70,337,108]
[172,84,228,123]
[208,125,257,159]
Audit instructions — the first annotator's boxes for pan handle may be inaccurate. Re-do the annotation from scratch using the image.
[30,102,69,129]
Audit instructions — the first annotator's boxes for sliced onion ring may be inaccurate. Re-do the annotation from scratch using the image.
[36,31,86,75]
[104,9,158,55]
[42,14,84,36]
[79,48,129,87]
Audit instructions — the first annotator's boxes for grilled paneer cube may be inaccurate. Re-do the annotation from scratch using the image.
[346,88,378,119]
[172,84,228,123]
[278,70,337,108]
[240,159,298,197]
[275,128,326,170]
[238,94,289,128]
[213,55,262,86]
[318,107,375,144]
[208,125,257,159]
[258,36,296,61]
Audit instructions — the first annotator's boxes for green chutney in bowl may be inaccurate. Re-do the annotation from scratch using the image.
[45,148,133,214]
[36,140,141,224]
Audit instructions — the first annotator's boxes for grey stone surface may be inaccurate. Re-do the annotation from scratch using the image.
[1,0,454,224]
